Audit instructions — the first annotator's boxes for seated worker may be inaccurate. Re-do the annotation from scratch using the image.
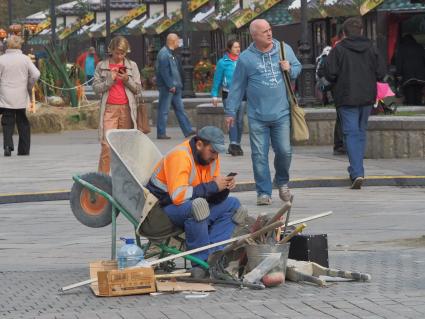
[146,126,247,278]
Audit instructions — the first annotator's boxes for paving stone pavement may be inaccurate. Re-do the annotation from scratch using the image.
[1,129,425,194]
[0,129,424,318]
[1,188,424,319]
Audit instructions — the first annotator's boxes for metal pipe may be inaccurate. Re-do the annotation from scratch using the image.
[105,0,111,47]
[8,0,12,26]
[50,0,56,45]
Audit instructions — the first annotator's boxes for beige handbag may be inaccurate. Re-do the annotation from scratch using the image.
[280,41,310,142]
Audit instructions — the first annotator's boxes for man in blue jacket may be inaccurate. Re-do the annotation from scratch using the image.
[225,19,302,205]
[156,33,195,139]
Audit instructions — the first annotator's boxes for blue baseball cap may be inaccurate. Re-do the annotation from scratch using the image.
[197,126,226,153]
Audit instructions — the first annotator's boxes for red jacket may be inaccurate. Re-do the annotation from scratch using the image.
[76,51,99,69]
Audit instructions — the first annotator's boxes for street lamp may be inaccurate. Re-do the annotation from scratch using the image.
[8,0,13,27]
[105,0,111,47]
[181,0,195,97]
[297,0,318,106]
[50,0,57,45]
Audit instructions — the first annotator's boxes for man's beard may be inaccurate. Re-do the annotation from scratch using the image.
[195,150,210,166]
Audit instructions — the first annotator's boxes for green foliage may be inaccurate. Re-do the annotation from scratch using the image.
[44,41,78,107]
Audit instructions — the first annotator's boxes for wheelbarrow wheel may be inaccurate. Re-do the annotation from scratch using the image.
[70,172,115,228]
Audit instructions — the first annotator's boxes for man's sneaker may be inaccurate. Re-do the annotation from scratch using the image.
[350,177,364,189]
[157,135,171,140]
[257,194,272,206]
[278,185,292,202]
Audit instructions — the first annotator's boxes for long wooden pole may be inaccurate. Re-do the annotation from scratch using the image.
[60,212,332,292]
[286,211,333,227]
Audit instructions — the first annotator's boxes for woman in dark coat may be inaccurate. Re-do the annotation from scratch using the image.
[396,34,425,105]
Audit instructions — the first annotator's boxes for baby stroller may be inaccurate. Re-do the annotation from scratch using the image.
[371,82,397,115]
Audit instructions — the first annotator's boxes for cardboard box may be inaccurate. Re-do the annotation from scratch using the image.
[89,260,156,297]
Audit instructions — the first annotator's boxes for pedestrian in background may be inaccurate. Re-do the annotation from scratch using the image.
[395,34,425,105]
[77,46,99,84]
[324,17,385,189]
[211,39,246,156]
[0,35,40,157]
[92,36,142,173]
[225,19,302,205]
[155,33,195,139]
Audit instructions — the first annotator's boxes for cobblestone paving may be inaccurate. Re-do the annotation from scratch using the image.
[1,187,424,319]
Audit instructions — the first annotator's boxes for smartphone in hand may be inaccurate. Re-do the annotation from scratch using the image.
[227,172,237,177]
[118,66,127,74]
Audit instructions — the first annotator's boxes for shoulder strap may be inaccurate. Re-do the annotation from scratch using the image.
[280,41,298,106]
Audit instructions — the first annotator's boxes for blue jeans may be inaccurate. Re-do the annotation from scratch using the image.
[338,105,372,180]
[248,114,291,197]
[163,197,240,261]
[223,99,246,144]
[157,86,193,137]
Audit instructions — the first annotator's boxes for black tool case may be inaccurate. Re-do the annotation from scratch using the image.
[288,233,329,267]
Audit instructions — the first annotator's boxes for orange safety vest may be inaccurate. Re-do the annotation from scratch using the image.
[150,140,220,205]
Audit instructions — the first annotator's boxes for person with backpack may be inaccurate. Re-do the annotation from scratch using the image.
[316,45,346,155]
[315,46,332,105]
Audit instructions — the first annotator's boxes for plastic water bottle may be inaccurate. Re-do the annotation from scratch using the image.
[117,237,144,269]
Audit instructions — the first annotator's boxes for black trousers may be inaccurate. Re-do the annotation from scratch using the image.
[1,108,31,154]
[333,108,344,151]
[404,84,424,105]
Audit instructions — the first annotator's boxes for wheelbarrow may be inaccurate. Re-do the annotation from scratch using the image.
[69,129,209,270]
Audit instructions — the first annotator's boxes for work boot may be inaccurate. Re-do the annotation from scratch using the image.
[350,177,364,189]
[257,194,272,206]
[190,266,209,279]
[236,145,244,156]
[278,185,291,202]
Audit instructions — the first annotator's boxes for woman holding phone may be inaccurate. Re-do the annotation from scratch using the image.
[93,36,142,173]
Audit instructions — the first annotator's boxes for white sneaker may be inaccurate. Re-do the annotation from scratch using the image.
[257,194,272,206]
[278,185,292,202]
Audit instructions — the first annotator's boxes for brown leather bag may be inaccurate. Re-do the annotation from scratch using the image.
[137,98,151,134]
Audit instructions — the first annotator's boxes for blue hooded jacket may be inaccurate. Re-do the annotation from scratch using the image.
[211,53,237,97]
[225,39,301,121]
[155,46,182,89]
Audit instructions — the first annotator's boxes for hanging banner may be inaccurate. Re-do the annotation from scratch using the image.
[189,0,209,12]
[107,4,147,36]
[58,13,95,40]
[231,0,280,29]
[360,0,384,16]
[155,10,183,34]
[35,18,51,35]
